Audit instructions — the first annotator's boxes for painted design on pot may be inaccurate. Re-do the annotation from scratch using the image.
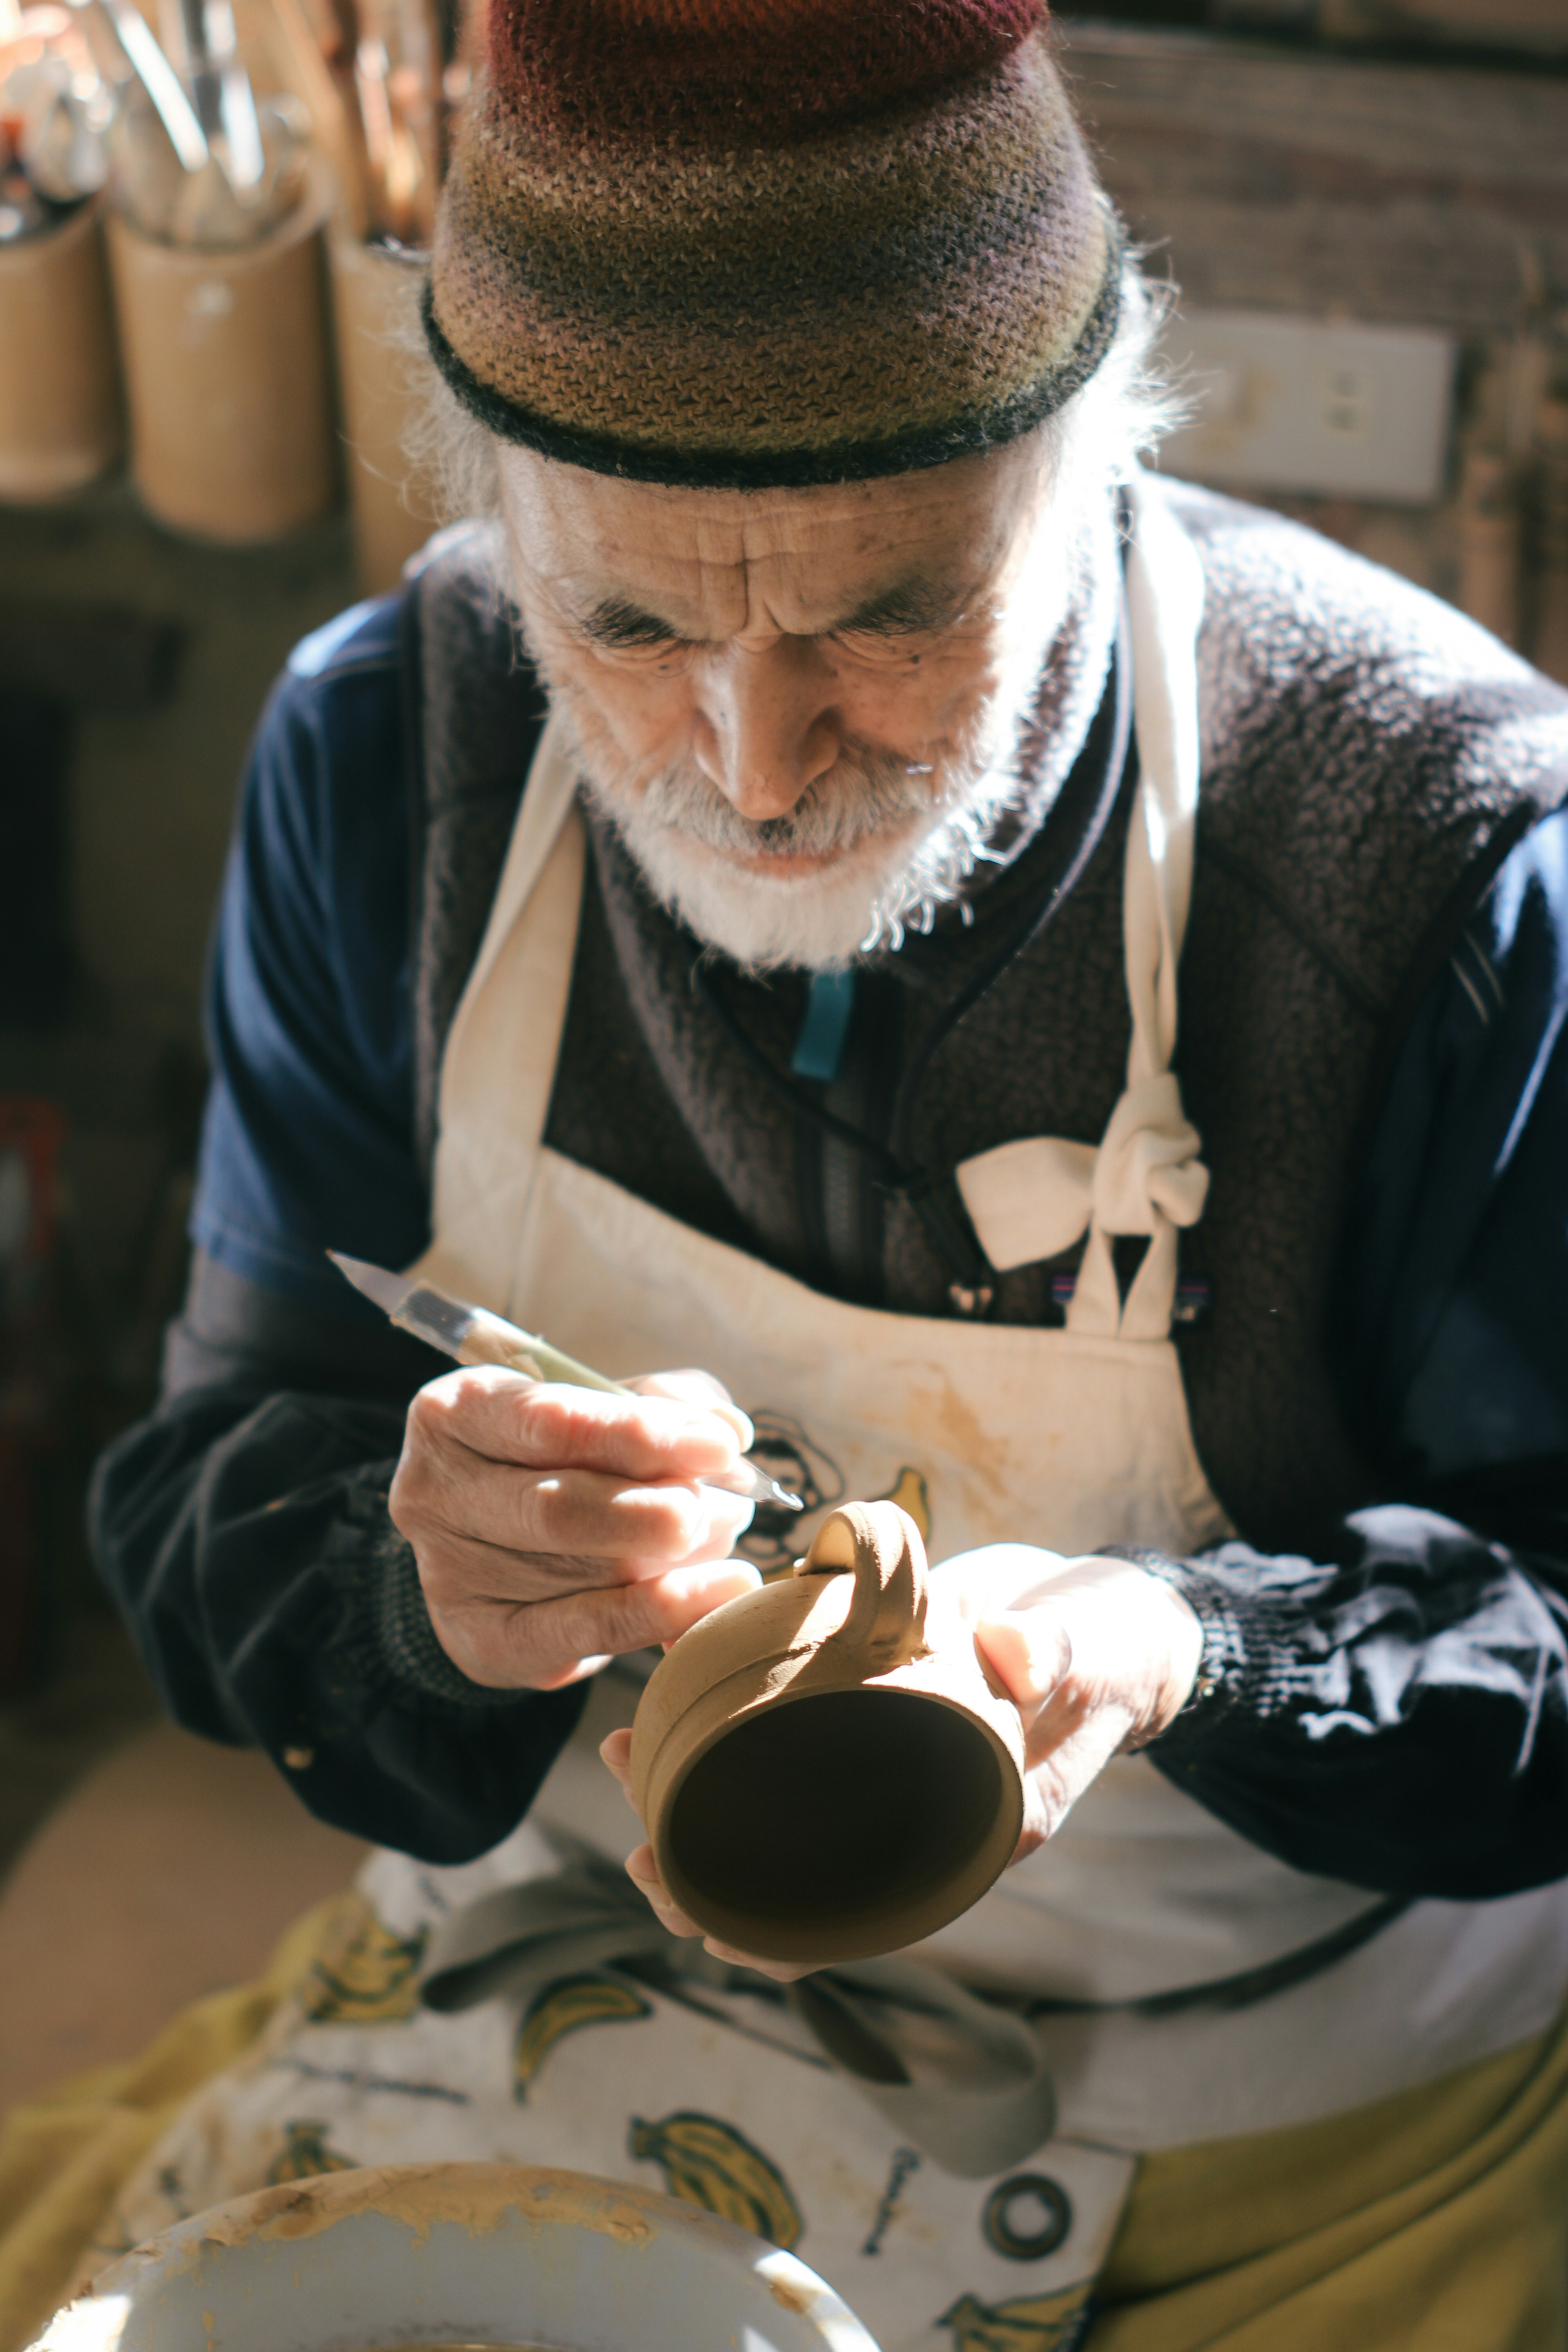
[939,2285,1096,2352]
[982,2174,1073,2261]
[512,1972,652,2101]
[267,2119,360,2182]
[629,1499,1026,1966]
[300,1895,429,2024]
[628,2109,804,2251]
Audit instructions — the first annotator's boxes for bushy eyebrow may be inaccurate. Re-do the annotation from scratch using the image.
[572,573,967,649]
[577,598,686,648]
[831,576,969,636]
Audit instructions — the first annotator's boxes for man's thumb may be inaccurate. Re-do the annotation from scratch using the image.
[974,1609,1072,1718]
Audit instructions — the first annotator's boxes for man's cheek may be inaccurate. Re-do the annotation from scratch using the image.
[930,650,1009,742]
[588,673,697,770]
[848,651,1002,761]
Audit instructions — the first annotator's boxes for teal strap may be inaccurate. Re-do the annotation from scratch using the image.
[791,968,857,1083]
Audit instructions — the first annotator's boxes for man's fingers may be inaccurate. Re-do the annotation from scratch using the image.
[409,1365,744,1480]
[394,1450,753,1570]
[600,1726,635,1799]
[699,1940,815,1983]
[626,1370,754,1455]
[1009,1710,1140,1861]
[442,1560,762,1687]
[623,1844,813,1980]
[626,1844,703,1936]
[976,1609,1127,1769]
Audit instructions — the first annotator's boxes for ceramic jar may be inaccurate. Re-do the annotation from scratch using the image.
[0,198,122,501]
[106,158,336,543]
[629,1500,1026,1965]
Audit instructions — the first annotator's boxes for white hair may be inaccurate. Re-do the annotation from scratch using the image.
[391,260,1186,968]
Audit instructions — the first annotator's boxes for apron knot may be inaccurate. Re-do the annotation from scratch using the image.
[1092,1073,1208,1238]
[953,1074,1207,1277]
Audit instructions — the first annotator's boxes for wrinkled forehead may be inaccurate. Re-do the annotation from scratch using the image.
[494,435,1049,640]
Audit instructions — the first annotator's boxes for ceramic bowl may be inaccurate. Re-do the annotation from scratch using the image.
[28,2164,878,2352]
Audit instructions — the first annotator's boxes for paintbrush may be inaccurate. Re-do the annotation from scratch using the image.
[329,1250,803,1515]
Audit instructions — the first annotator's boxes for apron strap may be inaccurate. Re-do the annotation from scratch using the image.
[413,708,584,1307]
[956,473,1210,1341]
[420,1854,1057,2180]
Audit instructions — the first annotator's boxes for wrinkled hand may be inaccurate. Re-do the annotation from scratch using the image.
[601,1543,1203,1980]
[388,1366,761,1690]
[957,1545,1203,1858]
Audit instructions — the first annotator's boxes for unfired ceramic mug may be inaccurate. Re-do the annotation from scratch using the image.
[629,1500,1026,1964]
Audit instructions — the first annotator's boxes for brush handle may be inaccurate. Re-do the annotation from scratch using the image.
[445,1312,627,1393]
[497,1334,630,1396]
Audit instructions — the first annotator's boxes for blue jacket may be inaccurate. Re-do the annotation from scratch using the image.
[90,579,1568,1886]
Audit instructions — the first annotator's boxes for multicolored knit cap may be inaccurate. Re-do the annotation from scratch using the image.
[425,0,1120,488]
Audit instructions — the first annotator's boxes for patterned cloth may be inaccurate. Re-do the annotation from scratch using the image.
[45,1842,1568,2352]
[425,0,1120,484]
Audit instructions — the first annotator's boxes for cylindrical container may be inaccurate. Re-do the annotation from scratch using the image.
[106,160,336,543]
[27,2164,879,2352]
[0,198,122,501]
[631,1500,1026,1965]
[329,225,442,592]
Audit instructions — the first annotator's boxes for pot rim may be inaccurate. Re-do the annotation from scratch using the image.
[32,2164,880,2352]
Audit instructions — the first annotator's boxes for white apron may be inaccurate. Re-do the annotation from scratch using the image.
[98,478,1568,2352]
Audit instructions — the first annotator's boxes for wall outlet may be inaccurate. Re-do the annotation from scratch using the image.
[1157,309,1457,505]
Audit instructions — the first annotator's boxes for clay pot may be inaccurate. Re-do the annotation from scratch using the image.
[629,1500,1025,1965]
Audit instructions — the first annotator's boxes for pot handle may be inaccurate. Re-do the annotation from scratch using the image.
[796,1501,930,1668]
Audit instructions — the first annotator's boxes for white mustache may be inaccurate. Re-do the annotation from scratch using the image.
[557,683,1032,968]
[633,742,939,865]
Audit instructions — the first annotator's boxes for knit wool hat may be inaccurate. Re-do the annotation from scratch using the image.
[425,0,1121,488]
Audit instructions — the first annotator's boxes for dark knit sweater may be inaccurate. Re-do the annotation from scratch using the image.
[91,484,1568,1894]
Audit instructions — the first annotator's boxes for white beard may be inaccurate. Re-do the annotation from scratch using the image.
[529,497,1084,973]
[548,677,1041,973]
[593,744,1024,971]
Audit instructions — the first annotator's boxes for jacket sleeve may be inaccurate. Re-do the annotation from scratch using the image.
[91,1250,588,1863]
[88,613,586,1863]
[1145,804,1568,1898]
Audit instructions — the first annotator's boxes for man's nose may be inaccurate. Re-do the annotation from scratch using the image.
[692,637,841,820]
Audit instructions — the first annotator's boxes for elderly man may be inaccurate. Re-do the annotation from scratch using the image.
[92,1,1568,2344]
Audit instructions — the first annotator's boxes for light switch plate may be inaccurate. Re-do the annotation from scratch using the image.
[1156,308,1458,505]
